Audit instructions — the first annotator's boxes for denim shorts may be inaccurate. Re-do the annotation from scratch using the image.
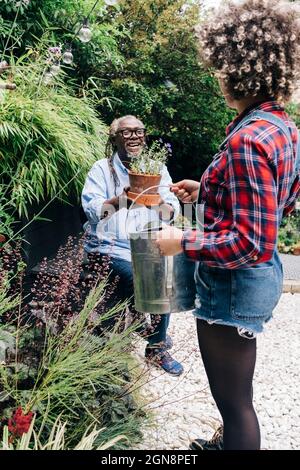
[193,251,283,337]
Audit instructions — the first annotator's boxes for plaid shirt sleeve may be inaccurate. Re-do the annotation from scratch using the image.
[182,131,279,268]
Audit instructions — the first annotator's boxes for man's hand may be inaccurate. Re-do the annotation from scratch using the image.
[158,203,174,221]
[118,187,132,210]
[170,179,200,203]
[101,187,131,218]
[150,199,174,221]
[155,226,184,256]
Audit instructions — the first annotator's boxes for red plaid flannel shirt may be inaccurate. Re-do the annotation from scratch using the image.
[182,101,300,268]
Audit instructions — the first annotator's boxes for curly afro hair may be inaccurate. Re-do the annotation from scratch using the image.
[196,0,300,101]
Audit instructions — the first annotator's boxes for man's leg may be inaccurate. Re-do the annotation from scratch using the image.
[87,254,135,330]
[98,256,148,332]
[148,313,170,346]
[145,313,183,376]
[89,256,183,375]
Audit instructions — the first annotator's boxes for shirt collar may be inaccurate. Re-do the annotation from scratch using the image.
[113,152,128,175]
[226,100,284,135]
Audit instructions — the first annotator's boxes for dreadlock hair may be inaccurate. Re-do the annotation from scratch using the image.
[105,115,145,195]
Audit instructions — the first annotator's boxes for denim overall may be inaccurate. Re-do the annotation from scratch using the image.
[194,111,300,336]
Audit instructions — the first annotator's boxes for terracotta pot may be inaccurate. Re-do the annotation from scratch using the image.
[293,244,300,256]
[127,172,162,206]
[128,172,162,195]
[127,191,161,206]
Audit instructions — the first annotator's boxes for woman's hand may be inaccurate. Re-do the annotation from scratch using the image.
[170,179,200,203]
[155,226,184,256]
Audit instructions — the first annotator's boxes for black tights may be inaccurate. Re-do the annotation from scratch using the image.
[197,320,260,450]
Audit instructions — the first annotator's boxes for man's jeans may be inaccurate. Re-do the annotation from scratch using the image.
[100,256,170,345]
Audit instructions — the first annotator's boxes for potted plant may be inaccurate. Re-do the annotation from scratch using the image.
[293,241,300,256]
[127,140,171,206]
[278,213,300,254]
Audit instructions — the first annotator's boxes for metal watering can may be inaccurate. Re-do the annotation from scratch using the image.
[128,185,196,314]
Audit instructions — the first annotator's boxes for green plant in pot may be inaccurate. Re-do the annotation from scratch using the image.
[293,241,300,255]
[127,140,170,206]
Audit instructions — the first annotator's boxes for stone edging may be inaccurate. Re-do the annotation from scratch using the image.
[283,280,300,294]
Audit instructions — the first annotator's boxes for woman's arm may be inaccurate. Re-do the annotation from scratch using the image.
[182,131,278,267]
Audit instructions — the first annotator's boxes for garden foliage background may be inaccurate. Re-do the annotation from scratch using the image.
[0,0,234,450]
[0,0,299,449]
[0,0,236,234]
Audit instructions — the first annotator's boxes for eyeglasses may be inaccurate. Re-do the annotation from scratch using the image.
[116,128,146,138]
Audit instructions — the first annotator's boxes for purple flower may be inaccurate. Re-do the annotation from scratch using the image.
[165,142,172,154]
[48,46,62,56]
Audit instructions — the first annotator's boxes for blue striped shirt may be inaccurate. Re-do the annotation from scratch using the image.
[81,154,180,262]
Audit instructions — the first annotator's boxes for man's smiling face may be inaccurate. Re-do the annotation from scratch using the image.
[114,116,146,160]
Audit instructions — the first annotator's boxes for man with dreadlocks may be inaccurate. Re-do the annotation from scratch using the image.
[81,115,183,376]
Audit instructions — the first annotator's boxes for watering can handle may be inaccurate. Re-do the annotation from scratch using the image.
[127,184,174,209]
[97,184,176,240]
[166,256,174,294]
[125,184,176,232]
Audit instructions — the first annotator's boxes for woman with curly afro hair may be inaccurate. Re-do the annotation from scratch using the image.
[156,0,300,450]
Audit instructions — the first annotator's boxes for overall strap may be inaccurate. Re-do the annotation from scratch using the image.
[219,109,300,176]
[219,108,300,225]
[253,111,300,223]
[251,110,293,143]
[250,110,300,180]
[219,109,293,150]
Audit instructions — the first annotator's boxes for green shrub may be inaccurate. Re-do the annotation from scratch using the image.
[93,0,235,180]
[278,211,300,254]
[0,52,106,228]
[286,102,300,128]
[0,240,146,449]
[0,0,235,183]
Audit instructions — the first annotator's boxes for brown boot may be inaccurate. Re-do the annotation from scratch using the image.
[189,425,224,450]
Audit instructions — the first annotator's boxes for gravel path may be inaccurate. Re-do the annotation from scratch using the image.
[133,293,300,450]
[281,254,300,281]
